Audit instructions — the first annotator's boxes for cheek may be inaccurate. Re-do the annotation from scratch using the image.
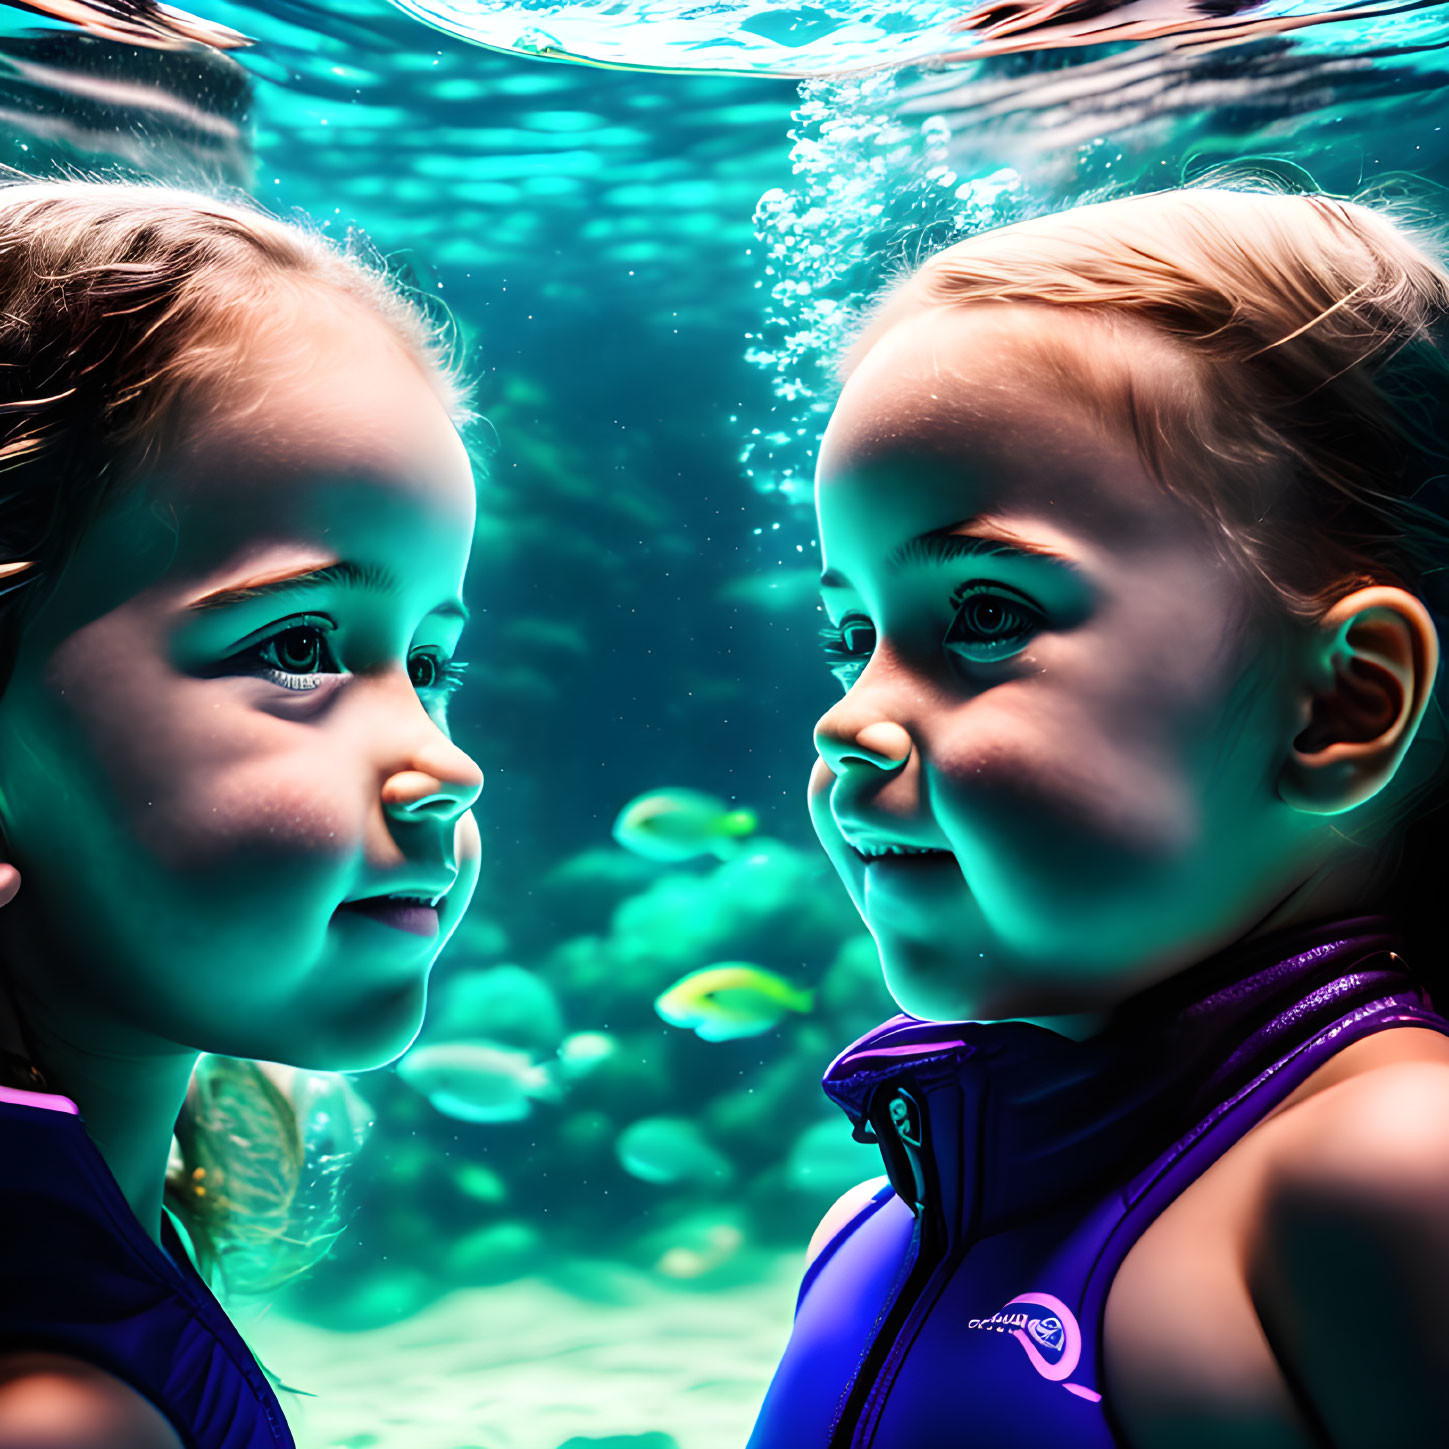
[40,633,361,872]
[66,704,362,880]
[14,662,363,917]
[921,684,1277,953]
[806,755,869,909]
[0,730,361,1043]
[31,751,360,953]
[139,753,361,875]
[455,806,481,866]
[929,688,1202,869]
[450,808,482,906]
[807,755,841,843]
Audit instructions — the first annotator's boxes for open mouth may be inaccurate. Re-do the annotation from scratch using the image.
[847,842,955,864]
[335,893,443,938]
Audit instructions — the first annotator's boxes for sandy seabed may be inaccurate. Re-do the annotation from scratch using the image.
[235,1252,802,1449]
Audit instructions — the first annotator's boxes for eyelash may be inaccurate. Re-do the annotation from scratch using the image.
[817,581,1041,691]
[247,618,470,702]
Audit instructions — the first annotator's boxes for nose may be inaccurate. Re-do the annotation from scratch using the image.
[814,706,913,777]
[382,733,484,826]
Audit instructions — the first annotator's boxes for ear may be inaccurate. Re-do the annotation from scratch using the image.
[1278,586,1441,815]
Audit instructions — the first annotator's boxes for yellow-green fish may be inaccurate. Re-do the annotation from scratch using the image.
[611,788,756,863]
[654,962,814,1042]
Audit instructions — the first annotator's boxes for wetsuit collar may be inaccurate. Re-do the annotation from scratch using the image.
[822,915,1411,1237]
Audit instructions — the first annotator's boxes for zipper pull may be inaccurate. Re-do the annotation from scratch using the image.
[869,1082,929,1214]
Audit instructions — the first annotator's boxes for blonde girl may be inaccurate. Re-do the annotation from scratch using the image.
[752,185,1449,1447]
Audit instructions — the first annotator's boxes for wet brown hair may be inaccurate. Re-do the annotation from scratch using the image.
[0,173,473,1297]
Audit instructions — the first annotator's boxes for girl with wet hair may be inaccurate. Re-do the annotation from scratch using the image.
[750,184,1449,1446]
[0,176,484,1448]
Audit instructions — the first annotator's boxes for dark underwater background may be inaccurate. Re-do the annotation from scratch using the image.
[4,1,1449,1443]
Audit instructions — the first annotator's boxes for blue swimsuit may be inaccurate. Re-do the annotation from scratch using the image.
[0,1082,295,1449]
[748,914,1449,1448]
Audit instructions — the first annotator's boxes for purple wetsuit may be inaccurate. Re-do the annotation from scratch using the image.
[0,1082,295,1449]
[748,914,1449,1449]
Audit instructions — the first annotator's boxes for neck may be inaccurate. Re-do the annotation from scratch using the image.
[1017,850,1400,1042]
[0,933,197,1256]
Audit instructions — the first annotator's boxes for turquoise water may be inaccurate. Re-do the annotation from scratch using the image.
[3,3,1449,1444]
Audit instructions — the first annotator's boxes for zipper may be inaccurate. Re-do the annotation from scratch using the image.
[825,1073,973,1449]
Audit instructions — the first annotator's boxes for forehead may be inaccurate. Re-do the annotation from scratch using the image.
[160,300,474,554]
[816,305,1204,579]
[34,304,476,635]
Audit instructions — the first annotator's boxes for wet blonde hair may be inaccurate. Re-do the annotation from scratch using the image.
[0,174,473,1297]
[849,182,1449,974]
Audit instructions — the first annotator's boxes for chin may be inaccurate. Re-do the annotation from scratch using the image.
[276,976,429,1074]
[876,935,983,1023]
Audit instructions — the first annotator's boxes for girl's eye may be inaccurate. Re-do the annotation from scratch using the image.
[410,652,470,730]
[409,651,470,699]
[818,614,876,693]
[943,583,1041,666]
[251,621,343,693]
[246,622,470,707]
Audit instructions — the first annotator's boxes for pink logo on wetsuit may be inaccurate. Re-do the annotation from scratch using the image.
[966,1292,1102,1403]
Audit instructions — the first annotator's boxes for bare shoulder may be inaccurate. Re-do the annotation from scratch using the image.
[1104,1027,1449,1448]
[804,1174,892,1269]
[1257,1023,1449,1129]
[0,1352,184,1449]
[1245,1050,1449,1442]
[1258,1038,1449,1199]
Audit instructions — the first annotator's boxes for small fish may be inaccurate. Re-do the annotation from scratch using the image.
[395,1040,559,1124]
[612,787,756,863]
[616,1116,733,1185]
[654,962,814,1042]
[656,1222,743,1278]
[451,1161,508,1204]
[427,964,564,1051]
[555,1030,618,1080]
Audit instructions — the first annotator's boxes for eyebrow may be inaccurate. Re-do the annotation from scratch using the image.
[185,559,471,624]
[819,522,1074,589]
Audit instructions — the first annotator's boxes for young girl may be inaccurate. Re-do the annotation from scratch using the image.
[0,177,484,1448]
[750,185,1449,1447]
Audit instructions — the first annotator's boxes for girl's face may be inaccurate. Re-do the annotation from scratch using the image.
[0,296,483,1072]
[810,304,1322,1024]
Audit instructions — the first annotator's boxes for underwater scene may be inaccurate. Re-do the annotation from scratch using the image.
[4,0,1449,1445]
